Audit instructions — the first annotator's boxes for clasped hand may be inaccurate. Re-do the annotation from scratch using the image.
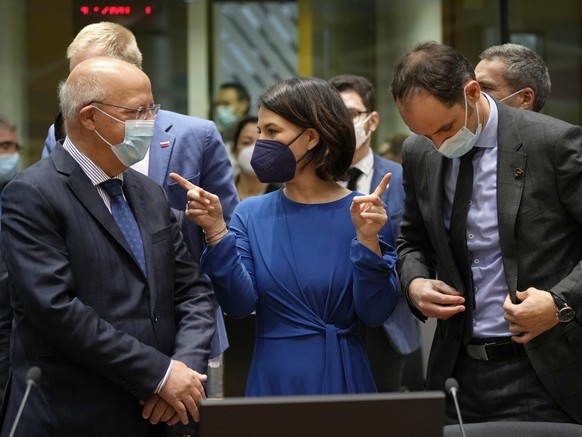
[141,360,207,426]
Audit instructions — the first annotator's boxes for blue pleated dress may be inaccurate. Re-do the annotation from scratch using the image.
[200,189,398,396]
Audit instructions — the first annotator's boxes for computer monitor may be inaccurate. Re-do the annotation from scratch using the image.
[199,391,445,437]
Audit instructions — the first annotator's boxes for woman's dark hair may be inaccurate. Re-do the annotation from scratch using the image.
[391,41,476,107]
[232,115,258,155]
[257,77,354,181]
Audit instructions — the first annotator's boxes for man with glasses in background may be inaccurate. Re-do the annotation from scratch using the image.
[329,74,422,393]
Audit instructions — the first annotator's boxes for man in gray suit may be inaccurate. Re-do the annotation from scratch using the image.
[391,41,582,424]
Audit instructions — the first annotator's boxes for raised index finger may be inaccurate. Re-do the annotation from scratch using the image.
[371,172,392,198]
[169,172,195,191]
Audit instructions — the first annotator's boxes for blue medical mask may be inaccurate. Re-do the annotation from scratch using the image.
[92,105,154,167]
[435,87,482,159]
[251,130,306,183]
[214,105,238,129]
[0,153,20,185]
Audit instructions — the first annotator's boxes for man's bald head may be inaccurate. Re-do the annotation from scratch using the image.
[58,57,154,175]
[59,57,151,125]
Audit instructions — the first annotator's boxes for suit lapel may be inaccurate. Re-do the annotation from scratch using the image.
[426,149,468,294]
[148,113,175,185]
[56,152,131,257]
[496,104,526,302]
[53,146,149,283]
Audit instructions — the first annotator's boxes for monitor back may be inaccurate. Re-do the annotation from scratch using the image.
[199,391,445,437]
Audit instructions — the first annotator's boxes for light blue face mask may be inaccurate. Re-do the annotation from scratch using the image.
[0,153,20,186]
[214,105,238,129]
[92,105,155,167]
[434,86,482,159]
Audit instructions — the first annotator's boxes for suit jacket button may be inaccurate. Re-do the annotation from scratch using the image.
[153,315,159,323]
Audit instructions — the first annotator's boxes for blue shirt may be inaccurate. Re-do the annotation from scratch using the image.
[443,93,511,338]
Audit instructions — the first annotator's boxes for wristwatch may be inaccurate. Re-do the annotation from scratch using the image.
[551,292,575,323]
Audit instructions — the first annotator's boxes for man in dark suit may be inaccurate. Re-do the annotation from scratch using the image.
[329,74,422,392]
[0,57,215,436]
[40,22,238,394]
[391,41,582,424]
[0,116,21,401]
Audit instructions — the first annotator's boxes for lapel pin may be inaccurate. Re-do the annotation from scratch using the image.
[513,168,524,179]
[160,141,171,148]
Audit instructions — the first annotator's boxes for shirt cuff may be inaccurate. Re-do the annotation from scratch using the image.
[154,361,173,394]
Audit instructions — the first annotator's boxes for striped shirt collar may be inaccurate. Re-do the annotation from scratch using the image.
[62,137,124,186]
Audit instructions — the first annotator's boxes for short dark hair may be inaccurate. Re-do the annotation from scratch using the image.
[479,43,551,112]
[257,77,354,182]
[220,82,251,105]
[391,41,475,107]
[232,115,258,154]
[328,74,375,112]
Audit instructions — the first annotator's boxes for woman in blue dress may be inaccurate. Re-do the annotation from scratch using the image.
[171,77,398,396]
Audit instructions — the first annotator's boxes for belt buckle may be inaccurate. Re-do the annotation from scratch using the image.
[465,342,492,360]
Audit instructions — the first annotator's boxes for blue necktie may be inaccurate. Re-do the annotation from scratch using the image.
[101,179,147,276]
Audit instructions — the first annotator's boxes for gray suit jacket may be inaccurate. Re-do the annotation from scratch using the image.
[397,101,582,423]
[0,144,216,436]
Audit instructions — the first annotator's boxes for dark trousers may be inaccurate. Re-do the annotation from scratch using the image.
[364,325,423,392]
[149,424,197,437]
[223,315,255,397]
[446,348,576,424]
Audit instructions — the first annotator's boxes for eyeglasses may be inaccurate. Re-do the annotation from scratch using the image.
[91,101,161,120]
[347,108,369,120]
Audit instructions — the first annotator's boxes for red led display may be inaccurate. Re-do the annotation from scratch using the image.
[78,6,152,16]
[74,1,162,32]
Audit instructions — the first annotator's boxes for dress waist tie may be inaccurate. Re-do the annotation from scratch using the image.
[324,322,358,393]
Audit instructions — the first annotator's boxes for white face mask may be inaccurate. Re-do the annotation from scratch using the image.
[353,113,373,149]
[237,145,256,175]
[92,105,154,167]
[435,87,482,159]
[499,88,525,102]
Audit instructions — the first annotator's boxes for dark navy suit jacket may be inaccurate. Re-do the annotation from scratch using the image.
[370,153,420,355]
[44,109,239,356]
[0,144,216,436]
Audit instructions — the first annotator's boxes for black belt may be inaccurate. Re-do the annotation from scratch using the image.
[465,337,525,361]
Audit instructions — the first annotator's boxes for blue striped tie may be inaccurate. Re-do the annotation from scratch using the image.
[101,179,147,276]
